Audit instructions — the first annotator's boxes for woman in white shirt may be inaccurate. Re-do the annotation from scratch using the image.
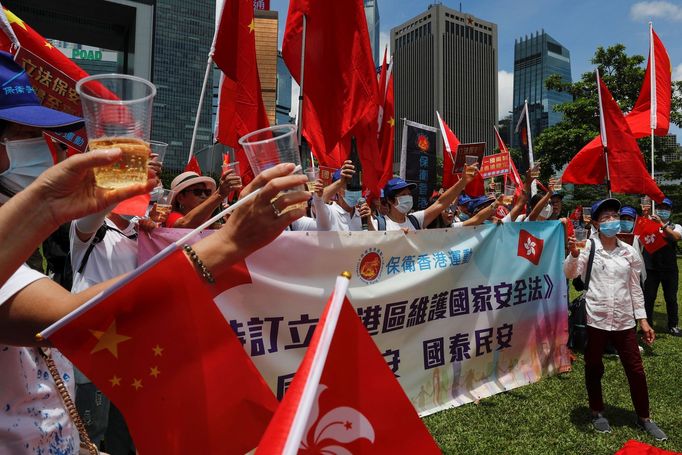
[564,198,666,441]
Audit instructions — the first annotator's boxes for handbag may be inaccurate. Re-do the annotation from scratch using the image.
[568,239,595,351]
[39,347,104,455]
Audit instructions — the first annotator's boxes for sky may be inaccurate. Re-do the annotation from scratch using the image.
[270,0,682,138]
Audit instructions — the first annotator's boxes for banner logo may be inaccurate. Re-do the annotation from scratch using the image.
[357,248,383,284]
[416,134,430,152]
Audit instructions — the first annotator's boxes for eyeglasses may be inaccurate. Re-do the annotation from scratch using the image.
[183,188,212,197]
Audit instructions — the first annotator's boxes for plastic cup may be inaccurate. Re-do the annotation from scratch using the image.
[149,141,168,164]
[305,166,320,191]
[574,227,587,250]
[238,125,305,213]
[222,161,243,186]
[551,178,562,191]
[641,196,652,209]
[503,184,515,205]
[151,189,175,223]
[582,206,592,223]
[530,162,541,179]
[76,74,156,189]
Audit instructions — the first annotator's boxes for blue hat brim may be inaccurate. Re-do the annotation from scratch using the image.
[0,105,83,130]
[592,198,621,220]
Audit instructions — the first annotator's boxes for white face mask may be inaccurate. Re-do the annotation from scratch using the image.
[395,195,413,214]
[0,137,53,200]
[538,203,552,220]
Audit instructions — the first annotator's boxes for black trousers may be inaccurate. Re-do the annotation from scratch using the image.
[644,269,679,329]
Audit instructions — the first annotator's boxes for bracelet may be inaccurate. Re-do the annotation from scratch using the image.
[183,244,215,284]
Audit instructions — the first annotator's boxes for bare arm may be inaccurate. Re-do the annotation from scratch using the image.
[526,191,552,221]
[423,164,476,227]
[321,160,355,204]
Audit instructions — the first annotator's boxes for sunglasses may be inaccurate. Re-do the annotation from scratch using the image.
[183,188,212,197]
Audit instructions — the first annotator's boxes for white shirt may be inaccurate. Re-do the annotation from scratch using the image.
[288,195,333,231]
[564,237,647,331]
[370,210,426,231]
[329,202,363,231]
[70,217,138,293]
[0,266,79,454]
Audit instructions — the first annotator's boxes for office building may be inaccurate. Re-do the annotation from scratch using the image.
[276,51,293,124]
[254,9,278,126]
[512,30,572,147]
[364,0,380,67]
[391,4,498,161]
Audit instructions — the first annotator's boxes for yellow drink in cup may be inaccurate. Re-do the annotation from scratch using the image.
[88,137,150,189]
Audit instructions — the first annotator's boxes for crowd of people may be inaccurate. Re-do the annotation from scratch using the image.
[0,49,679,452]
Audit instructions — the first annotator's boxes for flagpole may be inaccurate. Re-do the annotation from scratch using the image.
[649,21,656,211]
[188,55,214,164]
[297,15,313,170]
[596,69,613,198]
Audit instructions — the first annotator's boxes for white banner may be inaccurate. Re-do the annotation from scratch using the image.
[139,222,569,416]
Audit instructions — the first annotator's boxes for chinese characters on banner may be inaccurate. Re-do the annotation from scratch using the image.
[14,47,88,152]
[480,152,511,178]
[139,222,569,417]
[400,120,438,209]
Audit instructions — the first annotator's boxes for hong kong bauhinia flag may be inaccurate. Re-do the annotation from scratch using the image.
[634,216,669,254]
[283,0,378,168]
[256,275,440,454]
[43,247,278,454]
[213,0,270,183]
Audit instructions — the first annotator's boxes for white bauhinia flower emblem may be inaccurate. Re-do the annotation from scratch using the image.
[645,234,656,245]
[524,238,536,256]
[299,384,375,454]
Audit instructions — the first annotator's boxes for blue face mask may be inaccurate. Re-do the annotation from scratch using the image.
[657,209,671,221]
[620,220,634,233]
[343,190,362,208]
[459,212,470,221]
[599,220,620,237]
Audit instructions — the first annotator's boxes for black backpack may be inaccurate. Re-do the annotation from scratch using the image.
[375,214,420,231]
[567,239,595,351]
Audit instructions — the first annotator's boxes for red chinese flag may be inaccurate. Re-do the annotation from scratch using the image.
[597,76,665,202]
[615,439,680,455]
[47,248,278,454]
[185,155,202,175]
[213,0,270,184]
[377,61,395,191]
[256,277,440,454]
[627,27,672,137]
[282,0,378,168]
[634,217,669,254]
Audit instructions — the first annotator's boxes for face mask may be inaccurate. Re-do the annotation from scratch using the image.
[656,209,671,221]
[459,212,469,221]
[539,204,552,220]
[620,220,634,233]
[342,190,362,208]
[599,220,620,237]
[0,137,53,197]
[394,195,413,214]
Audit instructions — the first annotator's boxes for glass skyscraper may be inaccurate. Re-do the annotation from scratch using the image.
[512,30,572,147]
[276,52,293,125]
[364,0,380,67]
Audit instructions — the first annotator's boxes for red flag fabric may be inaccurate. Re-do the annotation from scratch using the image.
[601,76,664,202]
[256,277,440,454]
[213,0,270,184]
[565,28,671,186]
[185,155,202,175]
[615,439,680,455]
[628,27,672,136]
[494,126,523,198]
[518,229,544,266]
[634,216,669,254]
[436,112,484,195]
[47,248,278,454]
[282,0,378,168]
[376,60,395,191]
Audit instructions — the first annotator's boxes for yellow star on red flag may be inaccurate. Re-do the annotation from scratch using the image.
[44,41,54,50]
[4,10,27,30]
[150,366,160,378]
[152,344,164,356]
[131,378,143,390]
[248,19,256,33]
[388,117,395,128]
[109,375,122,387]
[90,320,131,358]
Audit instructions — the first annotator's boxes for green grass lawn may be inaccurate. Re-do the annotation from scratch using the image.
[424,260,682,455]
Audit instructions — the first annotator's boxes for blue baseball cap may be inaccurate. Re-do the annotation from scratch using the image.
[384,177,416,197]
[0,51,83,130]
[457,194,472,206]
[661,197,673,208]
[619,205,637,219]
[469,195,494,213]
[591,198,621,220]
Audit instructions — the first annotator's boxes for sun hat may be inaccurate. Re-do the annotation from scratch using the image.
[170,171,216,201]
[0,51,83,129]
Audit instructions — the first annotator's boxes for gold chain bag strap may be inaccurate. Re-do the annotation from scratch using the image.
[39,347,100,455]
